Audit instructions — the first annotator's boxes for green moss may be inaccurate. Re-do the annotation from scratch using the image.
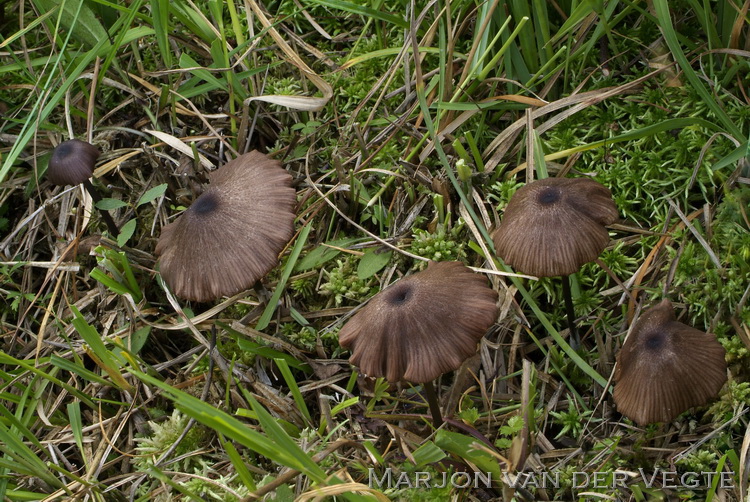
[134,410,208,471]
[410,225,467,264]
[320,257,376,305]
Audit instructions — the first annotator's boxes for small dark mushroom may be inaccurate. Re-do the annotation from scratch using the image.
[338,261,498,425]
[155,150,295,303]
[613,299,727,425]
[493,177,618,346]
[47,139,119,235]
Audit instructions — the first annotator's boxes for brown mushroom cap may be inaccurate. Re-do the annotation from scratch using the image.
[155,150,295,302]
[47,139,100,186]
[338,261,498,383]
[493,177,618,277]
[613,299,727,425]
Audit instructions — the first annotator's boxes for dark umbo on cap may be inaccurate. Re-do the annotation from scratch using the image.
[338,261,499,383]
[493,177,618,277]
[47,139,100,186]
[155,150,295,302]
[613,299,727,425]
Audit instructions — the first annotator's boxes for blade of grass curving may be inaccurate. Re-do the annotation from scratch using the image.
[524,328,589,406]
[412,51,492,247]
[171,0,218,43]
[518,275,607,388]
[222,324,311,372]
[306,0,409,29]
[66,402,86,469]
[246,393,324,474]
[32,0,107,48]
[653,0,741,138]
[130,369,376,500]
[274,358,313,426]
[256,223,312,331]
[476,17,529,82]
[433,429,502,479]
[0,9,56,49]
[537,117,721,166]
[245,0,333,112]
[0,422,63,488]
[525,44,567,89]
[0,400,45,451]
[220,435,257,490]
[547,0,597,47]
[244,396,374,500]
[0,353,96,408]
[145,465,205,501]
[712,140,749,172]
[339,46,445,70]
[50,354,111,387]
[70,306,133,391]
[98,0,145,80]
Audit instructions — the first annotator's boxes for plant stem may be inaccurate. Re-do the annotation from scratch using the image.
[561,274,579,349]
[82,179,119,236]
[423,380,443,427]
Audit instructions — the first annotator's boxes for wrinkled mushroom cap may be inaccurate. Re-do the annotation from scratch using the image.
[47,139,100,186]
[338,261,498,383]
[613,299,727,425]
[493,177,618,277]
[155,151,295,302]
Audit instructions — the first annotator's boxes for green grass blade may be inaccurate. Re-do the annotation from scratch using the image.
[50,354,111,386]
[256,223,312,330]
[32,0,108,48]
[0,423,63,488]
[306,0,409,29]
[544,117,721,162]
[150,0,172,67]
[246,394,327,481]
[274,358,312,426]
[222,323,311,372]
[220,436,256,490]
[69,306,133,390]
[131,369,328,481]
[652,0,742,138]
[66,402,85,468]
[0,354,97,408]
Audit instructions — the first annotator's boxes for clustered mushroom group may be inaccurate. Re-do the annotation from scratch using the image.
[46,138,728,428]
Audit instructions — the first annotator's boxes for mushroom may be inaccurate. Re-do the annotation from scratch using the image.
[613,299,727,425]
[338,261,498,425]
[492,177,618,346]
[47,139,119,235]
[155,150,295,303]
